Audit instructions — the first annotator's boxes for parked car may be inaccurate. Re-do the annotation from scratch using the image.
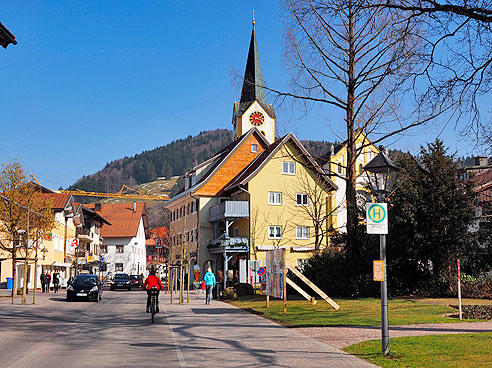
[130,274,143,288]
[110,273,131,291]
[66,274,102,302]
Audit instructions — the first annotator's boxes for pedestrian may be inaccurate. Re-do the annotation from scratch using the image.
[46,273,51,292]
[216,270,224,299]
[40,272,47,293]
[53,272,60,293]
[203,267,216,305]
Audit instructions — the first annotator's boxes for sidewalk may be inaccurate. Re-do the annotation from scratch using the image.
[162,293,378,368]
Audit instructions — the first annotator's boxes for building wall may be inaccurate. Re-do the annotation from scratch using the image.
[248,142,335,267]
[102,218,147,276]
[236,101,275,144]
[327,137,379,232]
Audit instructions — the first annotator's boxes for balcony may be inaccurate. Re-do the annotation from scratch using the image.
[207,237,249,253]
[209,201,249,222]
[77,228,93,242]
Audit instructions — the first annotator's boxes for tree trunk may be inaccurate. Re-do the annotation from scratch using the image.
[22,207,30,304]
[11,253,16,304]
[345,0,358,243]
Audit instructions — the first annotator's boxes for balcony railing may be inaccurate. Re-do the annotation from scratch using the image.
[208,237,249,252]
[77,228,94,242]
[209,201,249,222]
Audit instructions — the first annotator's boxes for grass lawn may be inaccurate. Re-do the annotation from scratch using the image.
[344,332,492,368]
[227,295,485,327]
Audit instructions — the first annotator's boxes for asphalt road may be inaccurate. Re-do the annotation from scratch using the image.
[0,289,180,368]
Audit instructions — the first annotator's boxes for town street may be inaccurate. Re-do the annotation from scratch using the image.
[0,290,180,368]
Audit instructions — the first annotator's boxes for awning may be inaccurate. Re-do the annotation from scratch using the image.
[52,262,72,268]
[291,246,316,252]
[255,245,289,251]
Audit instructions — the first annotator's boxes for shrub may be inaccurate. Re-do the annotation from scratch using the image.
[234,283,253,297]
[222,287,237,300]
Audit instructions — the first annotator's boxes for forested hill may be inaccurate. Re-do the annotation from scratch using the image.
[67,129,333,193]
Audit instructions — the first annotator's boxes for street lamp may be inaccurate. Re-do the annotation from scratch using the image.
[40,246,48,261]
[363,147,399,356]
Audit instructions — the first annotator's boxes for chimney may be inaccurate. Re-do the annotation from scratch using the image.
[95,203,102,211]
[475,156,488,166]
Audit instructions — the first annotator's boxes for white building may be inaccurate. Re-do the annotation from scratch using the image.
[85,202,150,277]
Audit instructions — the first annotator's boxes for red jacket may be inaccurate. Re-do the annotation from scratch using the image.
[142,275,163,290]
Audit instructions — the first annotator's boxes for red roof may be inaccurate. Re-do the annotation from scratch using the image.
[39,193,72,210]
[84,202,149,238]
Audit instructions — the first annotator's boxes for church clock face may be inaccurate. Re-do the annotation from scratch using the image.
[249,111,265,126]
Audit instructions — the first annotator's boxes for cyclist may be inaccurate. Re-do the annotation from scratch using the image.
[142,269,163,313]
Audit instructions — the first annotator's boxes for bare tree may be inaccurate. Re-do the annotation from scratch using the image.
[283,170,339,254]
[269,0,441,241]
[365,0,492,151]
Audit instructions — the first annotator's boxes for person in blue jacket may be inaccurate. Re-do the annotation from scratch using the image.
[203,267,216,304]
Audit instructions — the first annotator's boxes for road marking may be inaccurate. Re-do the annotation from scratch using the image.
[164,305,188,368]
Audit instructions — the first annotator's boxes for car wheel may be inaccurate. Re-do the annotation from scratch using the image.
[66,297,72,302]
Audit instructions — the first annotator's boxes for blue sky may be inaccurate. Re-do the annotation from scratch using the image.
[1,1,482,189]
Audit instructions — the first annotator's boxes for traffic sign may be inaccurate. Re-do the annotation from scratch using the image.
[366,203,388,234]
[257,267,265,276]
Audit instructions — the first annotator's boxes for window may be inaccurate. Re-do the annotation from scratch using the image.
[191,201,195,213]
[359,163,363,175]
[116,245,124,253]
[234,227,239,237]
[282,162,296,175]
[296,226,310,239]
[268,192,282,205]
[296,259,308,272]
[268,226,282,239]
[251,144,257,153]
[115,263,123,272]
[185,231,190,243]
[296,193,309,206]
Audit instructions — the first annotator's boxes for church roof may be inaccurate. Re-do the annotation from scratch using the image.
[240,25,267,106]
[0,22,17,49]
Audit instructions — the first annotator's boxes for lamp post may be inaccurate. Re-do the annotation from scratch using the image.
[40,246,48,261]
[363,147,399,356]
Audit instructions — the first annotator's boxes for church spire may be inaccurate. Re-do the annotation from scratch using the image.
[240,17,266,105]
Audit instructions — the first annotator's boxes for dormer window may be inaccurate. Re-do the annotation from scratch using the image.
[251,144,257,153]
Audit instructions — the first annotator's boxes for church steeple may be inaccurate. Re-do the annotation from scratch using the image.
[240,19,266,105]
[233,16,276,144]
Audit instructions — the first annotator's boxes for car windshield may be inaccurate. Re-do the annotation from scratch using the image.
[114,274,129,280]
[130,275,140,280]
[72,276,97,287]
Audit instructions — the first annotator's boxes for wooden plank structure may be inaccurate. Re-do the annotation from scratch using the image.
[288,265,340,310]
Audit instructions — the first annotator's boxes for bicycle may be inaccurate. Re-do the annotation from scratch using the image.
[149,286,159,323]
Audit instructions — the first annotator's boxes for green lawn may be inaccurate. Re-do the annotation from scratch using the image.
[227,295,483,327]
[344,333,492,368]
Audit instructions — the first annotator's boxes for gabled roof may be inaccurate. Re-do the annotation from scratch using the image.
[39,193,73,211]
[77,203,111,226]
[166,128,270,205]
[84,202,150,239]
[0,22,17,49]
[223,132,338,193]
[472,168,492,193]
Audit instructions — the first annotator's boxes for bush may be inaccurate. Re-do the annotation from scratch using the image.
[234,283,253,297]
[222,287,237,300]
[450,305,492,319]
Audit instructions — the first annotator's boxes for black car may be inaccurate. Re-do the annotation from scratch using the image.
[67,274,102,302]
[130,274,143,288]
[110,273,131,290]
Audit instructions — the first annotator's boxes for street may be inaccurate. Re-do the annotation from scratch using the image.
[0,290,180,368]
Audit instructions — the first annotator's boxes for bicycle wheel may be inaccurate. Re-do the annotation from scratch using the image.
[151,296,155,323]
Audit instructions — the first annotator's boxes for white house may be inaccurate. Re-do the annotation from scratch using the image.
[85,202,150,277]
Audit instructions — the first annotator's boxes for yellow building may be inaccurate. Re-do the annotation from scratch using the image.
[164,21,337,288]
[324,133,380,233]
[0,192,77,291]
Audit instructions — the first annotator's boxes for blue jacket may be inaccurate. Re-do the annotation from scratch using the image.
[204,272,216,286]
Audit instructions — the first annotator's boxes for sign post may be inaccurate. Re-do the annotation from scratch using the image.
[458,259,462,320]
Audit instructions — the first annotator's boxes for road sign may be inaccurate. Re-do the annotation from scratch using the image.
[373,260,384,281]
[257,267,265,276]
[366,203,388,234]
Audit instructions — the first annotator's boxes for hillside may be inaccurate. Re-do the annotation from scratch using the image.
[67,129,334,194]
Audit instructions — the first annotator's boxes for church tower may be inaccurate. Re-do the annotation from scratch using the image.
[233,17,276,144]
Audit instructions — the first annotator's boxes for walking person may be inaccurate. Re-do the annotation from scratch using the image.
[203,267,216,305]
[40,272,47,293]
[46,273,51,293]
[53,272,60,293]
